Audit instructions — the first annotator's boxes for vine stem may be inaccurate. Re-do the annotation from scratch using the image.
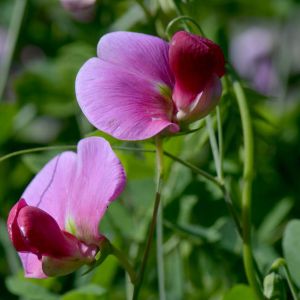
[216,106,224,180]
[0,0,27,102]
[232,77,263,299]
[155,137,166,300]
[132,137,165,300]
[205,115,222,180]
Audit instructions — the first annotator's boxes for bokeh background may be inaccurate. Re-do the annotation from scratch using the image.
[1,0,300,299]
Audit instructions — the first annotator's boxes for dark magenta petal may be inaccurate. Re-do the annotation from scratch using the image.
[169,31,225,109]
[16,206,79,259]
[7,199,29,252]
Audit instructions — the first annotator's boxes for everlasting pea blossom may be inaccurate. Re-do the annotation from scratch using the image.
[7,137,125,278]
[60,0,96,22]
[230,26,279,95]
[76,31,225,141]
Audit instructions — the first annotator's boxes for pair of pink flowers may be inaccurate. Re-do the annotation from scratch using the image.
[7,31,225,278]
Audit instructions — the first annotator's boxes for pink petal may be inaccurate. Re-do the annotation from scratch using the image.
[17,153,77,279]
[67,137,126,243]
[169,31,225,109]
[7,199,28,252]
[76,58,179,140]
[176,75,222,123]
[21,151,77,228]
[17,206,80,258]
[97,31,174,87]
[20,253,46,278]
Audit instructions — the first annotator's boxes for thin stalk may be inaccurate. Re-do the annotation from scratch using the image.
[0,145,77,163]
[0,0,27,101]
[232,77,263,299]
[216,106,224,180]
[132,137,164,300]
[110,244,137,284]
[283,265,299,300]
[155,137,166,300]
[163,150,222,188]
[205,115,222,179]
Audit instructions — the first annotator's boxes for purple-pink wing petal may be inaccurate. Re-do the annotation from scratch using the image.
[19,152,77,277]
[67,137,126,243]
[21,152,77,228]
[76,58,179,140]
[97,31,174,87]
[20,253,46,278]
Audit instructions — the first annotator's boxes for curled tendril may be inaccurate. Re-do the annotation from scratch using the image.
[165,16,206,40]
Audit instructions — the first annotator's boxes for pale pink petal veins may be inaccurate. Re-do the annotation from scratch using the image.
[97,31,174,87]
[67,137,126,243]
[76,58,179,140]
[21,152,77,228]
[18,152,76,277]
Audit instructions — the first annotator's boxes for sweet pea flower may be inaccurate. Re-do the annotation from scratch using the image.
[60,0,96,22]
[7,137,125,278]
[76,31,225,141]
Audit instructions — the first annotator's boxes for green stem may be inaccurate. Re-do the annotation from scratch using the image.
[0,145,77,163]
[283,265,299,300]
[205,115,222,179]
[232,77,263,299]
[166,16,204,39]
[271,258,299,300]
[132,137,164,300]
[216,106,224,180]
[110,244,137,284]
[163,151,222,188]
[155,137,166,300]
[0,0,27,102]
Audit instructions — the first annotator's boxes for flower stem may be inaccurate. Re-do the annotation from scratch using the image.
[132,137,165,300]
[205,115,222,180]
[232,77,263,299]
[110,244,137,284]
[216,106,224,180]
[155,137,166,300]
[0,0,27,102]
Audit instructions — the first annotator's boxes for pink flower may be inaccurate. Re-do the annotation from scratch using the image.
[60,0,96,22]
[7,137,126,278]
[76,31,225,141]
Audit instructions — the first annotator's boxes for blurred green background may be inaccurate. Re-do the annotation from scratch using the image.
[1,0,300,299]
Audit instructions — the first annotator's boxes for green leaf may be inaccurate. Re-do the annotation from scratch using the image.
[258,197,293,243]
[282,219,300,288]
[223,284,256,300]
[5,276,59,300]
